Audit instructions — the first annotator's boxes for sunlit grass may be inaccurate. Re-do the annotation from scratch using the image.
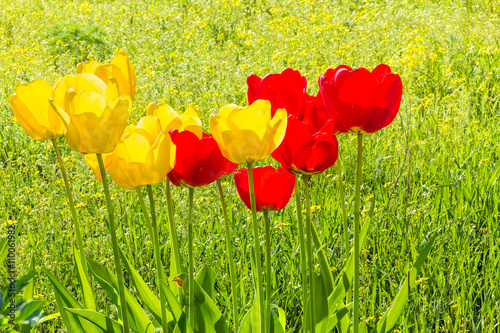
[1,0,499,331]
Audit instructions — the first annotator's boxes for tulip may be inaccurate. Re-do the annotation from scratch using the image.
[147,103,203,139]
[318,64,403,134]
[233,166,295,212]
[49,89,131,154]
[167,130,231,187]
[10,79,65,141]
[272,115,338,176]
[52,73,112,108]
[77,51,136,101]
[85,116,175,189]
[210,99,287,164]
[247,68,307,118]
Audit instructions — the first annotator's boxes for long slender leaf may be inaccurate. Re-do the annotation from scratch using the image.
[73,247,96,311]
[64,308,123,333]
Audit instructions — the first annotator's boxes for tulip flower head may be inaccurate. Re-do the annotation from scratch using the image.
[77,51,136,101]
[210,99,287,164]
[167,130,232,187]
[247,68,307,118]
[147,103,203,139]
[272,115,338,175]
[233,166,295,212]
[49,87,131,154]
[10,79,65,141]
[319,64,403,134]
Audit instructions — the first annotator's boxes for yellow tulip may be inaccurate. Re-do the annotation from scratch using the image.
[10,79,65,141]
[52,73,110,109]
[210,99,287,164]
[147,103,203,139]
[85,116,176,189]
[77,51,136,101]
[49,89,131,154]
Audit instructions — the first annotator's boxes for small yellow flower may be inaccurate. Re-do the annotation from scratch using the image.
[209,99,287,164]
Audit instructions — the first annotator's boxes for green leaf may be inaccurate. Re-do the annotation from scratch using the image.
[87,258,158,333]
[311,224,334,295]
[119,248,162,324]
[44,268,100,333]
[372,235,436,333]
[181,277,228,333]
[304,275,329,333]
[195,265,216,300]
[0,237,9,269]
[23,255,36,301]
[173,311,193,333]
[15,300,45,324]
[161,280,182,323]
[73,247,96,311]
[239,304,284,333]
[64,308,123,333]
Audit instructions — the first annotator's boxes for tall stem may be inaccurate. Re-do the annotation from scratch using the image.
[97,153,129,333]
[294,181,308,326]
[216,180,239,333]
[336,159,350,302]
[353,133,363,333]
[147,185,169,333]
[165,180,184,303]
[247,163,266,333]
[263,211,272,333]
[52,139,87,279]
[187,187,195,328]
[303,175,315,333]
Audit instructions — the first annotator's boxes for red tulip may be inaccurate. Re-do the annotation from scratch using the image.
[272,115,338,175]
[247,68,307,118]
[167,130,232,187]
[233,166,295,212]
[318,64,403,134]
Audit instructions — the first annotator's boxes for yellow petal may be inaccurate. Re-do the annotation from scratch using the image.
[77,60,109,84]
[209,114,245,164]
[147,103,181,132]
[179,107,203,139]
[255,108,287,161]
[135,116,162,145]
[148,131,175,184]
[91,96,131,153]
[52,73,107,112]
[107,51,136,101]
[84,153,112,183]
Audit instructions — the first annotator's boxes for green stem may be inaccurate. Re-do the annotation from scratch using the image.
[216,180,239,333]
[353,133,363,333]
[247,163,266,333]
[136,189,153,237]
[52,139,87,279]
[187,187,195,328]
[96,153,129,333]
[147,185,169,333]
[303,175,315,333]
[294,181,308,326]
[263,211,272,333]
[336,159,350,303]
[166,180,184,303]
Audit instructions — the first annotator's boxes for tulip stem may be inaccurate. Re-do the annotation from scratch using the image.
[263,211,272,333]
[247,162,266,333]
[294,181,308,327]
[353,133,363,333]
[52,139,88,282]
[302,175,315,333]
[336,159,350,302]
[216,179,239,333]
[147,185,169,333]
[187,187,195,328]
[136,189,153,237]
[97,153,129,333]
[166,180,184,304]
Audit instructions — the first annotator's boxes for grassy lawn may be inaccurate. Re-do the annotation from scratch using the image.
[1,0,499,331]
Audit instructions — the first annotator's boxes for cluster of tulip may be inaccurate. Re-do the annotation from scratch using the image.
[10,51,402,333]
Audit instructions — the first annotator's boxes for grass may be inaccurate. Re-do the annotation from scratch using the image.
[1,0,500,331]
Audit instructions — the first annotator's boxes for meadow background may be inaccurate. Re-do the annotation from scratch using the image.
[1,0,499,331]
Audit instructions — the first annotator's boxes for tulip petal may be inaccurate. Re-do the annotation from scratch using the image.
[91,96,131,153]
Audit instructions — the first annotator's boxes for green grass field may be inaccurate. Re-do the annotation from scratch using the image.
[1,0,500,331]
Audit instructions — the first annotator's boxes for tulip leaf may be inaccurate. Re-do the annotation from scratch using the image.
[371,235,436,333]
[303,275,329,333]
[195,265,216,300]
[183,278,229,333]
[160,280,182,323]
[173,311,193,333]
[44,268,100,333]
[73,247,96,311]
[239,304,285,333]
[64,308,123,333]
[87,258,157,333]
[311,224,334,296]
